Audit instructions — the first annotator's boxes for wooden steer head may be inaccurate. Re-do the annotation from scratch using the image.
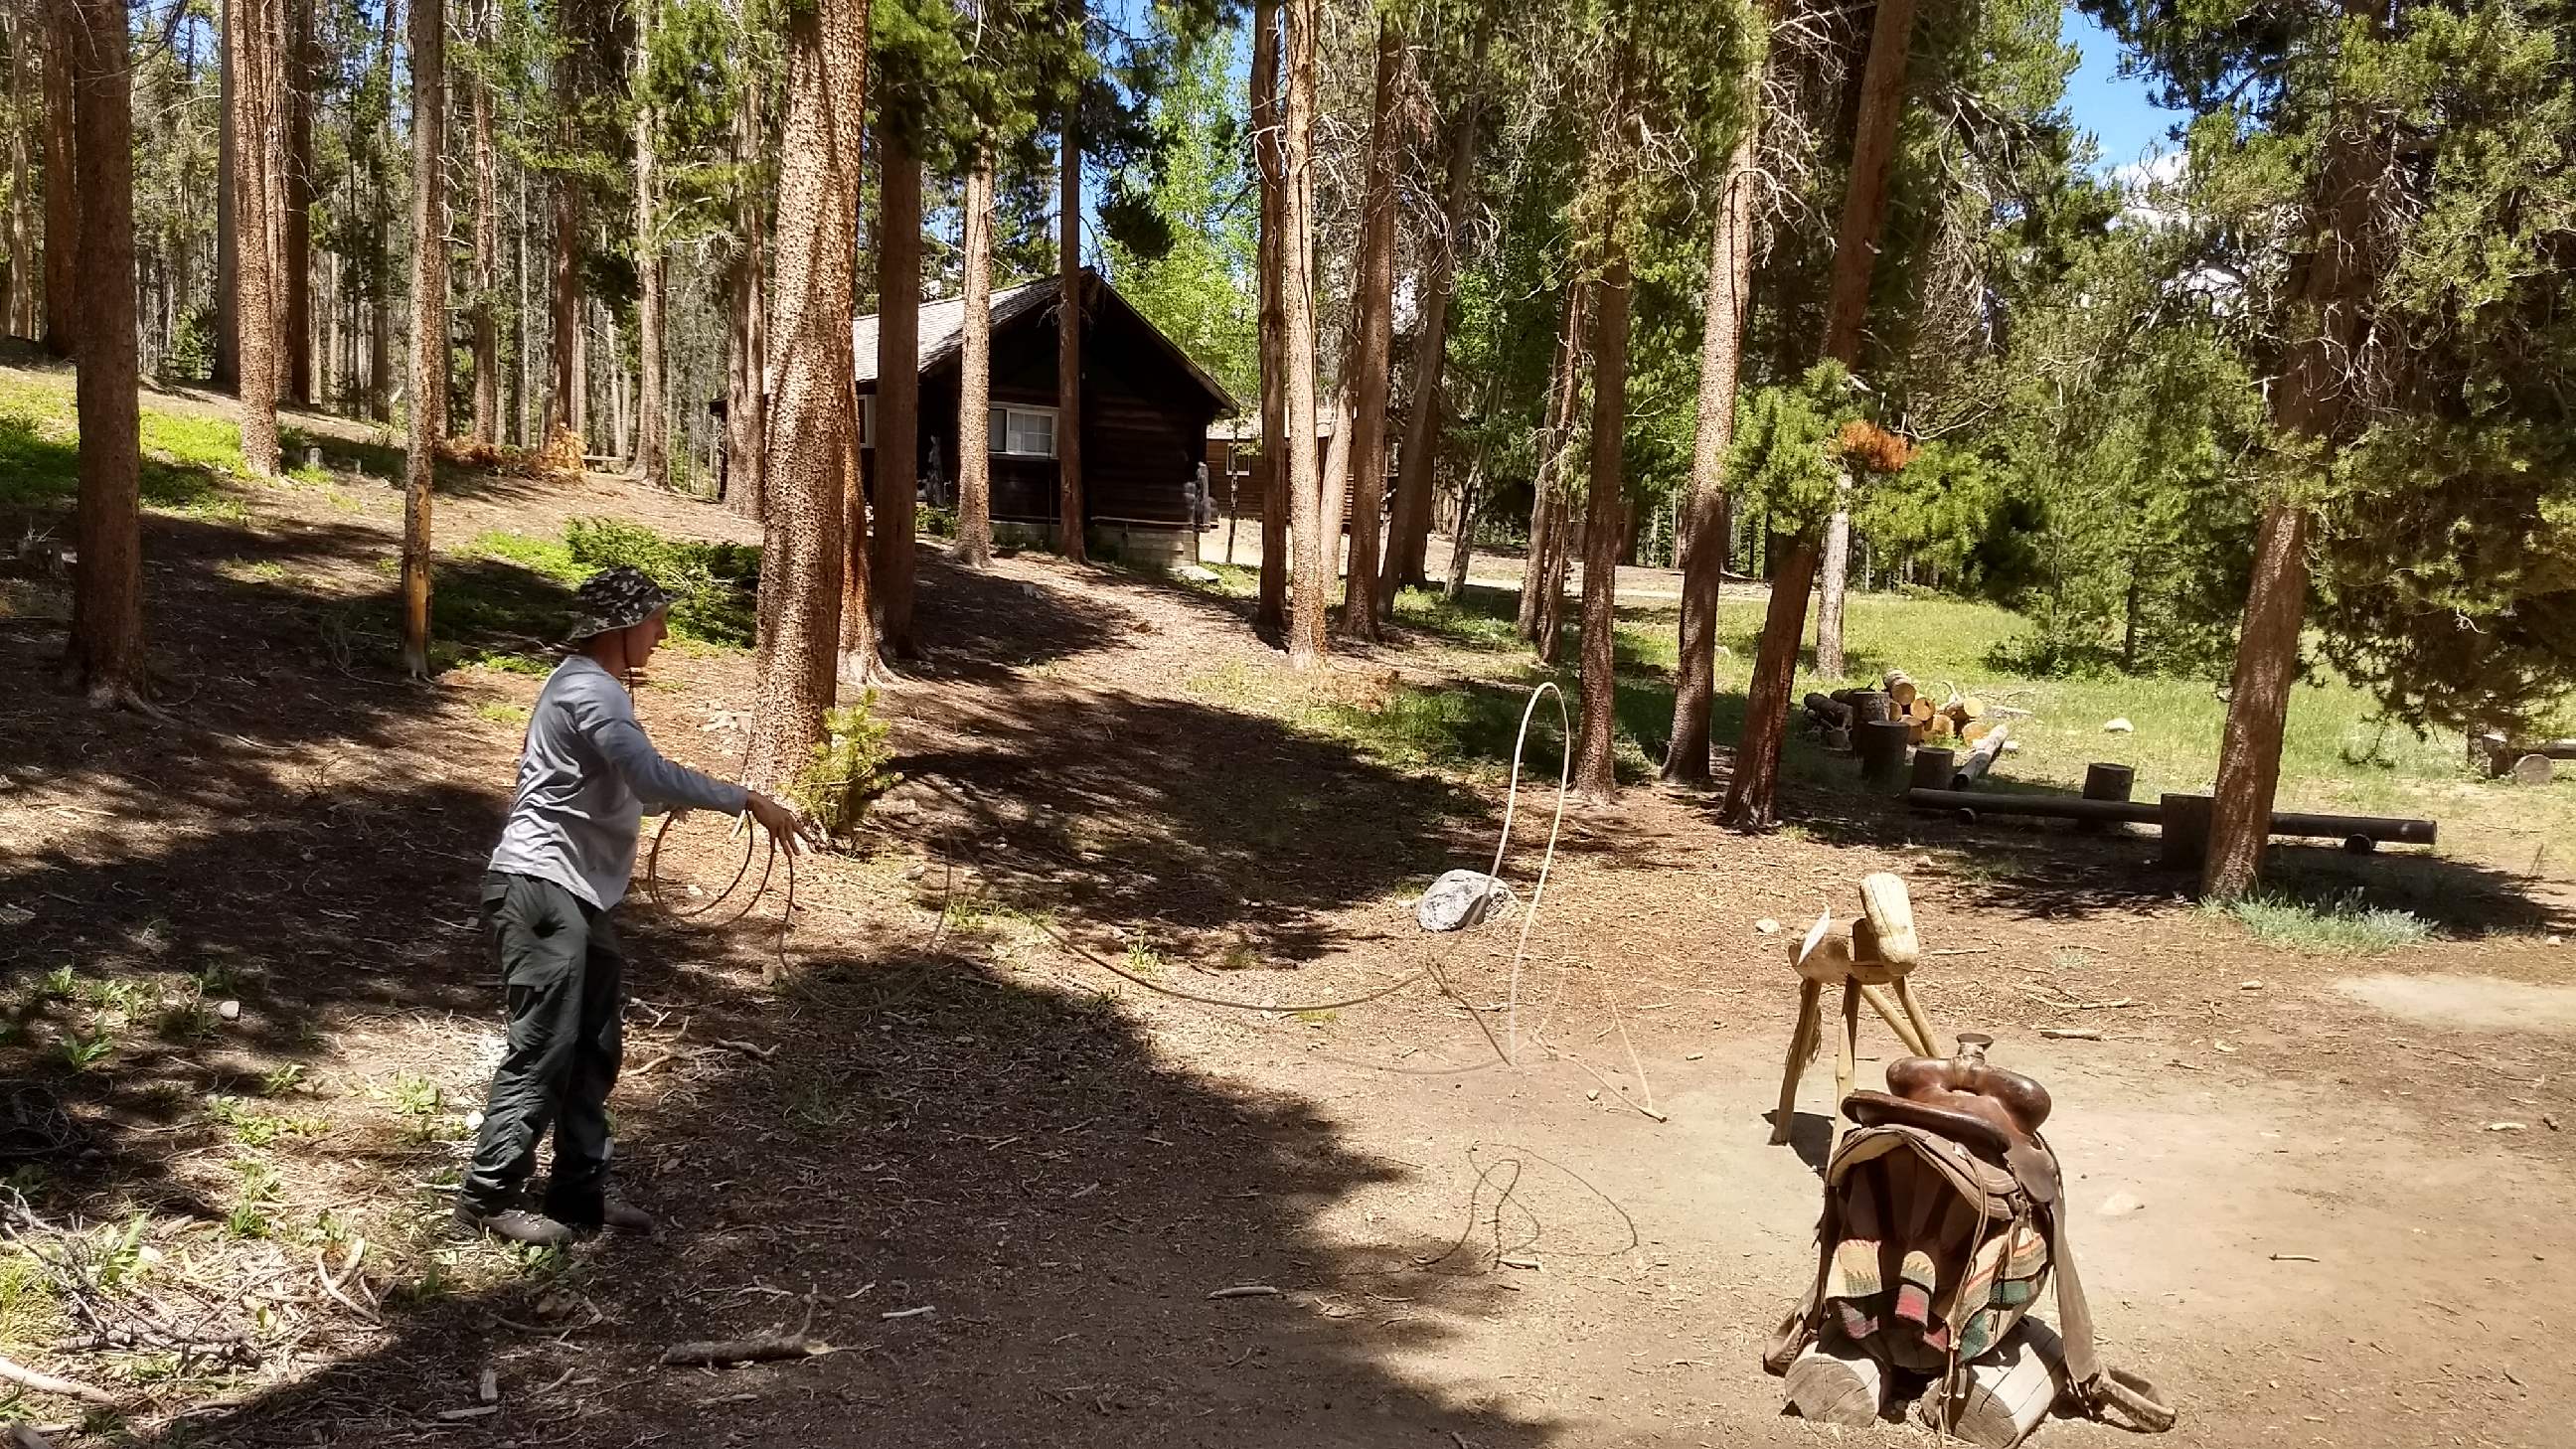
[1792,872,1922,986]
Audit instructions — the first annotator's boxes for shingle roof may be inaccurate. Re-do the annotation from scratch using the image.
[852,268,1237,415]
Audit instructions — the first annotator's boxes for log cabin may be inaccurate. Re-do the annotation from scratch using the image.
[855,268,1237,565]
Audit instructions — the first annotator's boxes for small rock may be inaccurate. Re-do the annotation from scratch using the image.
[1585,1089,1601,1102]
[2102,718,2134,733]
[464,1109,485,1133]
[2239,980,2264,992]
[477,1368,499,1404]
[1415,871,1519,932]
[1168,563,1221,585]
[216,999,242,1021]
[2097,1193,2145,1218]
[1754,918,1781,935]
[2548,936,2564,948]
[1685,1051,1705,1061]
[2487,1121,2527,1133]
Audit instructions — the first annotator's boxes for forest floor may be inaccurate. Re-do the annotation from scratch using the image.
[3,360,2574,1448]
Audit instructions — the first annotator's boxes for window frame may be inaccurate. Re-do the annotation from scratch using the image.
[987,403,1059,459]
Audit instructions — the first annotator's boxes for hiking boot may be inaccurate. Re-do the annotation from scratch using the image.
[601,1199,658,1235]
[452,1203,579,1247]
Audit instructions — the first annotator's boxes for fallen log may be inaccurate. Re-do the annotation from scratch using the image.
[1954,724,2011,786]
[1904,788,2437,846]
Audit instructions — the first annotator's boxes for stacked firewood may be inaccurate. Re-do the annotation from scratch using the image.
[1803,672,2025,751]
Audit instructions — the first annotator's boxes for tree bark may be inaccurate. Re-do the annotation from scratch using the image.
[212,0,234,380]
[1570,27,1636,803]
[872,123,920,654]
[1814,476,1853,677]
[1250,0,1287,635]
[1380,17,1486,612]
[2203,3,2383,898]
[1517,283,1583,647]
[231,0,282,474]
[37,0,74,357]
[1663,124,1758,786]
[1054,1,1085,564]
[7,19,30,342]
[723,67,766,519]
[470,0,500,444]
[632,0,667,488]
[1334,19,1402,642]
[400,0,447,677]
[1280,0,1326,669]
[65,0,143,704]
[1443,449,1482,602]
[1722,0,1918,829]
[1317,389,1351,581]
[550,3,585,448]
[745,0,869,787]
[282,0,313,403]
[369,0,395,422]
[951,146,994,567]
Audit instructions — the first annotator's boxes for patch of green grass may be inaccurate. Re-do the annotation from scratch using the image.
[385,1073,442,1119]
[259,1063,308,1098]
[217,559,293,585]
[1393,583,1522,649]
[474,701,531,725]
[2202,888,2435,954]
[227,1158,283,1239]
[38,965,79,1001]
[460,649,553,677]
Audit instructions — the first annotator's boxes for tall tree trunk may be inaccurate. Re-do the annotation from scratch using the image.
[1317,389,1352,582]
[723,70,765,518]
[1054,0,1085,564]
[8,19,34,342]
[41,0,77,358]
[1443,449,1482,601]
[400,0,447,676]
[745,0,869,787]
[369,0,395,422]
[1570,25,1636,802]
[632,0,667,487]
[1722,0,1918,830]
[1517,283,1583,643]
[1380,17,1486,613]
[516,160,534,442]
[470,0,500,444]
[1279,0,1325,668]
[1814,475,1853,676]
[282,0,312,403]
[550,7,584,449]
[1663,121,1759,786]
[871,123,920,654]
[1250,0,1287,635]
[65,0,142,704]
[2204,14,2383,898]
[212,0,235,380]
[231,0,282,474]
[1334,19,1402,642]
[951,146,994,567]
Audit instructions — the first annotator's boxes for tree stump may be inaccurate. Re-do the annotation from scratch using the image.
[1856,721,1911,790]
[2511,753,2555,786]
[1911,746,1959,792]
[2077,762,2135,833]
[2160,793,2214,870]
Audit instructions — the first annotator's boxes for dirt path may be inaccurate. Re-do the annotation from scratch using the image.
[5,446,2572,1447]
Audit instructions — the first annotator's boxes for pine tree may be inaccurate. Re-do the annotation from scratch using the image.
[38,0,73,357]
[1722,0,1920,830]
[1052,0,1085,563]
[1278,0,1325,668]
[64,0,143,706]
[1570,10,1637,802]
[872,121,922,653]
[1333,18,1403,643]
[470,0,502,444]
[952,145,995,565]
[232,0,285,475]
[1379,15,1488,614]
[632,0,669,489]
[745,0,871,785]
[1250,0,1286,634]
[400,0,449,677]
[283,0,314,404]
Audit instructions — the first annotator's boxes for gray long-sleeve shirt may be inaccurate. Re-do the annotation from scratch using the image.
[488,655,748,909]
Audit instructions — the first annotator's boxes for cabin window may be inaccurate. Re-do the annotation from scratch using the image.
[988,404,1057,459]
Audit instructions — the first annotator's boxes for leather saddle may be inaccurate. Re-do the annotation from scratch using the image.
[1844,1045,2052,1166]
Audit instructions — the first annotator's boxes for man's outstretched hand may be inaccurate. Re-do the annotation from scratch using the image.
[744,791,814,855]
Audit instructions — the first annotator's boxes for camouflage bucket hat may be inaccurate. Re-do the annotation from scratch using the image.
[566,565,672,641]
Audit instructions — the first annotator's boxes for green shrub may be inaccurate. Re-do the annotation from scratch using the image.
[915,503,958,540]
[562,517,758,647]
[790,694,900,843]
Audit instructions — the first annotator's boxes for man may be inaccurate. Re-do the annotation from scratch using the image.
[455,565,805,1246]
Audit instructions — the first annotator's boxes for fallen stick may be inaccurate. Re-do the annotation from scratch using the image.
[2036,1027,2104,1041]
[713,1040,778,1062]
[662,1302,830,1367]
[1207,1285,1281,1300]
[11,1424,59,1449]
[0,1356,117,1407]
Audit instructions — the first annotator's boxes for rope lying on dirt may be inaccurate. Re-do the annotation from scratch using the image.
[908,681,1572,1030]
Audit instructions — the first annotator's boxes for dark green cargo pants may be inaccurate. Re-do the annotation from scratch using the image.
[460,872,624,1228]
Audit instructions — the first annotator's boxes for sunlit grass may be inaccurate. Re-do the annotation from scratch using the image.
[2202,889,2435,954]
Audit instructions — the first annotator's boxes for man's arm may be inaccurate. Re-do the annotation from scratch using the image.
[563,677,749,815]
